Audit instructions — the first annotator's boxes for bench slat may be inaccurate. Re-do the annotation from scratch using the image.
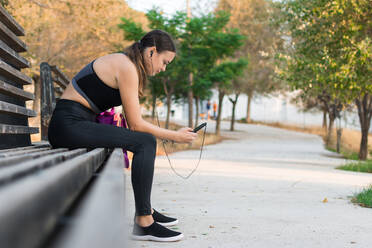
[0,148,87,185]
[0,79,34,100]
[51,77,68,89]
[50,66,69,88]
[0,6,25,36]
[0,39,30,69]
[0,148,69,167]
[0,147,50,158]
[0,143,49,153]
[0,148,108,248]
[0,21,27,53]
[0,124,39,134]
[0,60,32,85]
[0,100,37,117]
[51,149,127,248]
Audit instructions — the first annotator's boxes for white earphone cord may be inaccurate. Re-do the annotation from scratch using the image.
[155,107,206,179]
[150,49,206,179]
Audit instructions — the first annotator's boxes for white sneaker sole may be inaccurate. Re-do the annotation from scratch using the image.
[157,219,179,227]
[131,233,184,242]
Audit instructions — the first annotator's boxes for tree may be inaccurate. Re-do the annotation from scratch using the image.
[0,0,9,7]
[6,0,147,116]
[7,0,146,78]
[119,9,189,128]
[216,0,285,123]
[193,77,213,127]
[277,0,372,159]
[228,77,245,131]
[178,11,245,128]
[208,59,248,134]
[291,92,330,132]
[324,0,372,160]
[119,9,246,132]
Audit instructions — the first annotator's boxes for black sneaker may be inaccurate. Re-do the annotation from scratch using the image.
[132,221,184,242]
[152,209,179,227]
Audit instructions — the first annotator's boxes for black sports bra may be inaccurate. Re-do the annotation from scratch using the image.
[71,58,122,114]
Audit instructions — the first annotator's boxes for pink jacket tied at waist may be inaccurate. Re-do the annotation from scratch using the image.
[96,108,130,168]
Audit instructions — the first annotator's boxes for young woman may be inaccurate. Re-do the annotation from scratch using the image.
[48,30,197,242]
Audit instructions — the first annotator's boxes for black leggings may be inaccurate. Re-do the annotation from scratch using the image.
[48,99,156,216]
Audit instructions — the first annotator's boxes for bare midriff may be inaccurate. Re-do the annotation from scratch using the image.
[60,83,94,111]
[60,54,119,113]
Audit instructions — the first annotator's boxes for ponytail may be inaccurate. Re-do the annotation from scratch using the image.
[124,41,147,97]
[123,30,176,98]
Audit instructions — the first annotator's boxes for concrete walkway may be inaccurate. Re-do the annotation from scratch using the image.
[125,121,372,248]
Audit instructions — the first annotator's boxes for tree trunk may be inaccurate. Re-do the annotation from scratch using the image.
[188,73,194,128]
[326,113,335,146]
[322,108,327,130]
[215,89,225,135]
[194,96,199,128]
[336,127,342,153]
[355,94,372,160]
[359,126,369,160]
[245,90,253,123]
[229,94,239,131]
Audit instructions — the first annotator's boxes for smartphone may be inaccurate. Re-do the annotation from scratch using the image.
[193,122,207,133]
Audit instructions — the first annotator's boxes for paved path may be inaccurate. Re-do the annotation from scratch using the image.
[125,121,372,248]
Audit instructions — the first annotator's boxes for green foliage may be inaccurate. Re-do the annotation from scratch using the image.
[327,147,360,160]
[207,59,248,88]
[277,0,372,102]
[118,8,246,105]
[118,18,146,41]
[218,0,284,100]
[276,0,372,159]
[337,160,372,173]
[146,10,187,38]
[352,185,372,208]
[178,11,246,102]
[179,11,245,73]
[0,0,9,7]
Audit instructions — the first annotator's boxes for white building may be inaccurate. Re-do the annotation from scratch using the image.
[151,89,363,131]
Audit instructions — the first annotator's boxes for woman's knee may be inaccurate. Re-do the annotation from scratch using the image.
[142,133,157,149]
[131,132,157,152]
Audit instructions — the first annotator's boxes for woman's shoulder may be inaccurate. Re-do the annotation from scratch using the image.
[113,52,137,74]
[108,53,139,87]
[92,53,138,90]
[95,52,136,74]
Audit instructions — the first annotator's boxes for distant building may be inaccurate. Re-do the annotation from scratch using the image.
[143,90,366,132]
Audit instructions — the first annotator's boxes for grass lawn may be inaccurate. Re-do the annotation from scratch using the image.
[337,160,372,208]
[337,160,372,173]
[352,186,372,208]
[326,147,360,160]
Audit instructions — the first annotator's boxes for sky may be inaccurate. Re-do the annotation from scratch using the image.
[126,0,218,16]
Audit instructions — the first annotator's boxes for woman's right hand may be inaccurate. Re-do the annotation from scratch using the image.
[175,127,198,143]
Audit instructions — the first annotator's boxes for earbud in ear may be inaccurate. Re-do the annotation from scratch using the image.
[150,51,153,57]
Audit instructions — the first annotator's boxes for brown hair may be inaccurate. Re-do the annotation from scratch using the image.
[124,30,176,97]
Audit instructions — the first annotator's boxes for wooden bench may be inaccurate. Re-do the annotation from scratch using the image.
[0,6,127,248]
